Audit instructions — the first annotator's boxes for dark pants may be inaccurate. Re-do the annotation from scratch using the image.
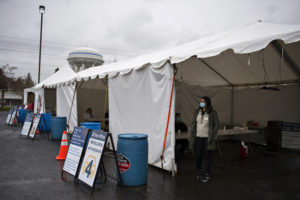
[195,137,212,175]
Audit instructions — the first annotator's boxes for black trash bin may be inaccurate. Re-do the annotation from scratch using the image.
[266,121,283,151]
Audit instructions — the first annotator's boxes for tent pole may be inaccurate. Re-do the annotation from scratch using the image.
[103,82,108,131]
[231,87,234,125]
[67,81,83,132]
[160,63,177,171]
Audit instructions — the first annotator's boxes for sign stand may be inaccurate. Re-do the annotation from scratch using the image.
[20,112,34,138]
[101,133,122,185]
[77,130,122,194]
[61,127,89,183]
[91,132,122,194]
[5,108,14,125]
[28,114,42,140]
[9,106,19,126]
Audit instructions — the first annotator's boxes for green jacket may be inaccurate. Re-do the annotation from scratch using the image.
[189,107,220,151]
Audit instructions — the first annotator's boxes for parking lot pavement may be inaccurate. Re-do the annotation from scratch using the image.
[1,111,300,200]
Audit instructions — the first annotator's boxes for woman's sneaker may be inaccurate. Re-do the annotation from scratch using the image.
[196,170,201,179]
[204,173,211,180]
[200,176,208,183]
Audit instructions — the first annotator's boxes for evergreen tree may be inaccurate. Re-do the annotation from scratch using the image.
[0,68,8,107]
[24,73,35,88]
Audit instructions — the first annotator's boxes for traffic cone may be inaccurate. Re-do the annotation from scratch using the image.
[56,131,69,160]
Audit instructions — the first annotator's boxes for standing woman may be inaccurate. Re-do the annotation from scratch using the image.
[190,96,220,182]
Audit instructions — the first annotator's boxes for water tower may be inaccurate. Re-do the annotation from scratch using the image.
[67,47,104,72]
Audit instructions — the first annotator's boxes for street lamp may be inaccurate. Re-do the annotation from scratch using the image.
[38,5,45,83]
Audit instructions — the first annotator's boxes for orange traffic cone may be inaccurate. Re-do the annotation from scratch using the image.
[56,131,69,160]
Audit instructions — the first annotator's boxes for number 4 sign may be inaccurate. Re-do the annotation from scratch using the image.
[78,130,108,188]
[83,155,96,178]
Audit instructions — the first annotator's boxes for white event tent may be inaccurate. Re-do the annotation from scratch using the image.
[24,65,77,130]
[26,64,107,132]
[27,22,300,172]
[23,87,35,105]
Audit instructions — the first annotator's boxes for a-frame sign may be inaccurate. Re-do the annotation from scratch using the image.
[20,112,34,137]
[28,114,41,140]
[5,108,13,125]
[62,127,89,180]
[76,130,121,193]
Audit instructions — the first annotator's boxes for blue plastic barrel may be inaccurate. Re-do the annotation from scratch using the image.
[40,113,51,132]
[51,117,66,140]
[80,122,101,130]
[80,122,101,143]
[18,109,23,123]
[21,110,30,123]
[117,133,148,186]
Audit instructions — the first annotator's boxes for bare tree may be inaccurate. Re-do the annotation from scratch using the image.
[0,64,17,107]
[0,68,8,107]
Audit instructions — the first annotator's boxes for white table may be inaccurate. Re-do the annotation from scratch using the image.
[176,129,258,139]
[217,128,258,157]
[175,128,259,157]
[217,128,258,137]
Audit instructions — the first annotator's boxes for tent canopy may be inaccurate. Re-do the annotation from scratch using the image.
[54,21,300,87]
[34,65,76,89]
[25,21,300,172]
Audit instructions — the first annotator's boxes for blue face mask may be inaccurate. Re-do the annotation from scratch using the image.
[200,102,205,108]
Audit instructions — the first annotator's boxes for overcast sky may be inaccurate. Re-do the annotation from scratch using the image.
[0,0,299,83]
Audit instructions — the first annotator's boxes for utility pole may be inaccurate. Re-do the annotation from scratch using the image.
[38,5,45,83]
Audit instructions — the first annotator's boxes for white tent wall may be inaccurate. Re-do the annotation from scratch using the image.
[23,91,27,105]
[109,63,176,171]
[34,88,45,113]
[56,84,77,132]
[233,84,300,126]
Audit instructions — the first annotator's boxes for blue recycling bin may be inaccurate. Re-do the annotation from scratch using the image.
[40,113,51,132]
[80,122,101,143]
[18,109,24,123]
[117,133,148,186]
[19,109,31,124]
[51,116,66,140]
[21,110,31,123]
[80,122,101,130]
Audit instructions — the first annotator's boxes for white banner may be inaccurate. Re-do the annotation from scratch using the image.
[109,63,175,171]
[57,84,77,132]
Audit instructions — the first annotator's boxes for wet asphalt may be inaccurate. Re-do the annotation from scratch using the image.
[0,111,300,200]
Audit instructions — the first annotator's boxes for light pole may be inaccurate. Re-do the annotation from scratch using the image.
[38,5,45,83]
